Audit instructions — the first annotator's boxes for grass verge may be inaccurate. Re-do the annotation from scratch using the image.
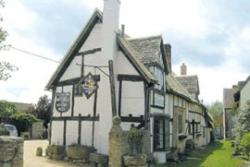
[167,141,246,167]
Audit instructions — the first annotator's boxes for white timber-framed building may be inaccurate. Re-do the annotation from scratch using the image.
[46,0,213,163]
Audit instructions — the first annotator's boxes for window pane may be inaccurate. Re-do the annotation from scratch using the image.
[154,118,165,150]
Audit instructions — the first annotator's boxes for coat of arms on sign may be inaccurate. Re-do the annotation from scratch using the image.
[82,72,98,99]
[55,92,71,112]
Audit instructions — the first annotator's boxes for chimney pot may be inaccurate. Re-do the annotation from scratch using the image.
[121,24,125,37]
[181,63,187,75]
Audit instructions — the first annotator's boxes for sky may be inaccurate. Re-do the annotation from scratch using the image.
[0,0,249,104]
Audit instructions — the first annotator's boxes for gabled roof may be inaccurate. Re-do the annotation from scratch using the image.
[117,36,156,84]
[166,73,197,103]
[128,35,162,64]
[239,75,250,91]
[175,75,200,96]
[13,102,34,112]
[128,35,169,74]
[46,9,103,90]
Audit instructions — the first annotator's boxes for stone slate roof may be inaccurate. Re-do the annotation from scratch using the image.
[166,73,197,103]
[117,36,156,83]
[175,75,200,96]
[223,88,236,109]
[128,36,162,65]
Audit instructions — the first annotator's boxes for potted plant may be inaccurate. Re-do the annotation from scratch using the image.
[127,126,143,155]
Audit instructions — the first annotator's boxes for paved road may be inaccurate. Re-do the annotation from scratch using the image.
[24,140,78,167]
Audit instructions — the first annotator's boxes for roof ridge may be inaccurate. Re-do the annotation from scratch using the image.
[176,75,198,78]
[166,74,197,103]
[127,34,162,41]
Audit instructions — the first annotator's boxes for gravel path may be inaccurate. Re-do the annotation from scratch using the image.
[24,140,78,167]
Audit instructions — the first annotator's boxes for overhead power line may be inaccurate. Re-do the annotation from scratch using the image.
[8,45,110,76]
[9,45,60,63]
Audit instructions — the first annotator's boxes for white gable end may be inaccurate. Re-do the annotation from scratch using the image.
[60,23,103,81]
[115,51,140,75]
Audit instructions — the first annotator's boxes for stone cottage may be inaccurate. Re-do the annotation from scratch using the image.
[46,0,213,163]
[224,76,250,139]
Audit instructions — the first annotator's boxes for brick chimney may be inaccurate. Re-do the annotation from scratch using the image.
[164,44,172,73]
[181,63,187,75]
[102,0,120,61]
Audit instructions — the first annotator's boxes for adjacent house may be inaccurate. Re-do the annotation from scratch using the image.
[46,0,213,163]
[223,76,250,139]
[13,102,34,113]
[223,88,237,138]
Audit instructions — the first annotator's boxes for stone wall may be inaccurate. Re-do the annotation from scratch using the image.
[109,117,128,167]
[31,122,44,139]
[0,136,23,167]
[109,117,150,167]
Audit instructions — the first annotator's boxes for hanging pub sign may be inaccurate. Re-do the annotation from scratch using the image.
[82,72,98,99]
[55,92,71,112]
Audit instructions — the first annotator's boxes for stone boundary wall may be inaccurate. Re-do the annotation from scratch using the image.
[109,117,150,167]
[0,136,23,167]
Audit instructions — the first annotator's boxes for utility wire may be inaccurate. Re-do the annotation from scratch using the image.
[9,45,110,76]
[9,45,61,63]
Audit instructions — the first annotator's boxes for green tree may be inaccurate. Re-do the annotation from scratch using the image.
[240,132,250,160]
[0,101,38,135]
[0,0,18,81]
[237,103,250,135]
[207,101,223,128]
[0,100,17,120]
[34,95,52,128]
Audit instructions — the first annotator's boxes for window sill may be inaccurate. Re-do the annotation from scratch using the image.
[196,133,202,137]
[153,148,167,152]
[178,134,187,140]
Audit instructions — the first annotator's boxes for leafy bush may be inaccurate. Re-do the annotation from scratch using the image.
[0,101,39,135]
[128,126,143,155]
[0,123,9,136]
[0,101,17,120]
[240,133,250,160]
[9,112,38,134]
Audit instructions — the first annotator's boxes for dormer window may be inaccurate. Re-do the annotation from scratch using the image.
[149,66,164,90]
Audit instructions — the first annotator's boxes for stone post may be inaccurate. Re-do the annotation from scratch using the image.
[109,116,128,167]
[0,136,24,167]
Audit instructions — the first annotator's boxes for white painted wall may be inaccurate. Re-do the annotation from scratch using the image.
[240,80,250,109]
[60,23,103,82]
[51,121,64,145]
[121,81,144,117]
[115,51,140,75]
[74,95,95,116]
[81,122,93,146]
[66,121,78,145]
[51,20,113,154]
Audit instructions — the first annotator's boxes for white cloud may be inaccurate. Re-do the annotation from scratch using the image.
[120,0,209,38]
[1,0,38,31]
[0,32,58,103]
[80,0,209,38]
[1,0,249,106]
[81,0,103,10]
